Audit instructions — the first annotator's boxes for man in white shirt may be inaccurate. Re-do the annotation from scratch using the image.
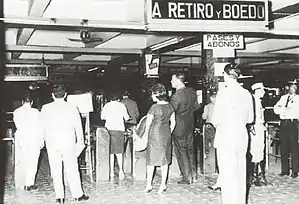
[101,93,130,180]
[40,85,88,204]
[274,84,299,178]
[13,92,43,191]
[212,63,253,204]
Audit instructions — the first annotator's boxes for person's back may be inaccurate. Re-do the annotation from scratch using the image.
[212,82,253,152]
[14,104,39,138]
[101,100,129,131]
[41,100,80,149]
[171,86,198,137]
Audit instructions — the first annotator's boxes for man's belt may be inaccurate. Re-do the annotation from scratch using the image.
[281,119,298,122]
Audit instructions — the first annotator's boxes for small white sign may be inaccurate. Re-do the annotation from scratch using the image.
[67,92,93,113]
[144,54,160,76]
[203,34,244,49]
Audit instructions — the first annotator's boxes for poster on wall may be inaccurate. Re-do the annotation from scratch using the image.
[144,53,160,78]
[67,92,94,113]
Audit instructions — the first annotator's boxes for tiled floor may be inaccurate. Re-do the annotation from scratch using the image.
[3,149,299,204]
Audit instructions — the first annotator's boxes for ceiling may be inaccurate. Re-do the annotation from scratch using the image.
[3,0,299,86]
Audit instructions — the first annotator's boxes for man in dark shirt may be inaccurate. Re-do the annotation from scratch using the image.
[170,73,200,184]
[121,90,140,126]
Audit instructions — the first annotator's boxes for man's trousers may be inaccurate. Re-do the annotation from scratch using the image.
[279,120,299,174]
[217,148,246,204]
[173,133,195,182]
[47,148,83,199]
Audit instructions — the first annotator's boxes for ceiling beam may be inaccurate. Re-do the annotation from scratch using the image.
[6,59,108,66]
[6,45,142,55]
[2,16,146,34]
[13,0,53,59]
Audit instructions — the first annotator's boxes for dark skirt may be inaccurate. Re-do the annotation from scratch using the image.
[109,130,124,154]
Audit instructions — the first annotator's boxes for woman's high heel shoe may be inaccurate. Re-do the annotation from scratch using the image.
[144,186,153,193]
[158,186,167,193]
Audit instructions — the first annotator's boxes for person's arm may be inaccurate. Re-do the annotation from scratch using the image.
[133,102,140,122]
[273,95,285,116]
[101,105,107,120]
[144,114,154,136]
[74,107,85,156]
[202,105,209,120]
[191,89,201,111]
[36,110,45,149]
[170,95,180,112]
[170,112,176,133]
[123,105,130,121]
[247,93,254,124]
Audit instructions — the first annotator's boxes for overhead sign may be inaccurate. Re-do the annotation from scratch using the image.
[203,34,244,49]
[144,54,160,77]
[152,0,266,21]
[147,0,269,33]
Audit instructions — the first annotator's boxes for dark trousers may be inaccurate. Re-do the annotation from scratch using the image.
[173,133,195,181]
[279,120,299,173]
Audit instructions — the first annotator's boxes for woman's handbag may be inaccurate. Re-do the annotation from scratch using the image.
[133,116,148,152]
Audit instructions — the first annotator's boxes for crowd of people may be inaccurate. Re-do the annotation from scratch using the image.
[12,63,299,204]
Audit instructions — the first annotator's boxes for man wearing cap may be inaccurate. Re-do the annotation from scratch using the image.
[249,82,271,186]
[274,84,299,178]
[212,63,254,204]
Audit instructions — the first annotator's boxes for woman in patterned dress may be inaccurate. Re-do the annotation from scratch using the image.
[143,84,176,193]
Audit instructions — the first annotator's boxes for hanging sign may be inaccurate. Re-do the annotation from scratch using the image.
[144,54,160,77]
[151,0,266,21]
[203,34,244,49]
[147,0,268,32]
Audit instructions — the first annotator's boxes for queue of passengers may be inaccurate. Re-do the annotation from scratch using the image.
[13,65,296,204]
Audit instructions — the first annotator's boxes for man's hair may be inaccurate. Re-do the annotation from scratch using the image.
[23,91,33,103]
[223,63,241,79]
[109,92,121,101]
[150,83,169,102]
[173,72,186,83]
[123,90,130,97]
[52,84,66,98]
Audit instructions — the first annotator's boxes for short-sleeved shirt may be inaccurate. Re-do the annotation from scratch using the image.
[101,101,130,131]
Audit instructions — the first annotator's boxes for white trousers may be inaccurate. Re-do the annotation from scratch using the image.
[217,148,246,204]
[47,148,83,199]
[15,140,40,188]
[250,124,265,163]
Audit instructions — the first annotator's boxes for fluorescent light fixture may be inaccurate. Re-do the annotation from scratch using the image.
[248,60,280,66]
[150,37,183,51]
[238,75,253,79]
[88,67,100,72]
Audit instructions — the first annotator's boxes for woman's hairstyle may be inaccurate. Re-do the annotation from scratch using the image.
[223,63,241,79]
[150,83,169,102]
[52,84,66,98]
[23,91,33,103]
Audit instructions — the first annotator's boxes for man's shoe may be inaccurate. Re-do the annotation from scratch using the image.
[24,186,31,191]
[55,198,65,204]
[74,194,89,202]
[208,186,221,191]
[24,185,38,191]
[278,172,289,176]
[177,180,191,185]
[291,173,298,178]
